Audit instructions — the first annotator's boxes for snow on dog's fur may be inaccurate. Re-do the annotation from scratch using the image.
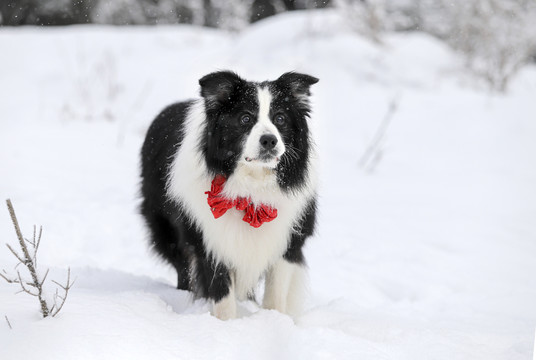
[140,71,318,320]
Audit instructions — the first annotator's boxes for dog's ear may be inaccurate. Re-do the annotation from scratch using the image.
[276,72,319,97]
[199,71,244,106]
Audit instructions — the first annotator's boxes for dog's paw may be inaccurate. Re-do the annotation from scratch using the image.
[212,294,237,320]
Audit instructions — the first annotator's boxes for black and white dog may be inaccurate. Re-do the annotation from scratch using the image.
[140,71,318,320]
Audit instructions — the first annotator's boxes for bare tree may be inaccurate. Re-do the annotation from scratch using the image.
[0,199,74,318]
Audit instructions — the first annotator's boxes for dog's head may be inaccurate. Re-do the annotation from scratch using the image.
[199,71,318,191]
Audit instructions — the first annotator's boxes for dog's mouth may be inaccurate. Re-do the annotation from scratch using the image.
[245,156,280,163]
[243,148,283,167]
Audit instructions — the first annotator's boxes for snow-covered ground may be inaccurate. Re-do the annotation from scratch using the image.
[1,10,536,360]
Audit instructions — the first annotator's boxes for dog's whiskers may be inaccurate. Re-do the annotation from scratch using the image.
[283,146,300,161]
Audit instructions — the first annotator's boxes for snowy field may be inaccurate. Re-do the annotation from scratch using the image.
[1,10,536,360]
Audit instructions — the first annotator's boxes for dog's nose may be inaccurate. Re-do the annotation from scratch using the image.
[260,134,278,150]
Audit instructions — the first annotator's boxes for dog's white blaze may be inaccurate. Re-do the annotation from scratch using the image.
[257,86,274,129]
[167,99,315,301]
[241,86,285,166]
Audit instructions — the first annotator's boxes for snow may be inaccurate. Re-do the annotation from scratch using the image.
[1,9,536,360]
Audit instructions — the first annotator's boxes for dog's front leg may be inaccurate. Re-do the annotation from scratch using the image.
[205,261,236,320]
[212,281,236,320]
[263,258,307,317]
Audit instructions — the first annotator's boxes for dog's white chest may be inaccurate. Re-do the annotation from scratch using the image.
[171,162,306,297]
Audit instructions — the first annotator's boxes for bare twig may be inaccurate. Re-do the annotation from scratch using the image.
[16,271,38,297]
[25,225,40,267]
[0,269,34,288]
[50,268,74,317]
[1,199,73,318]
[359,95,400,173]
[39,269,49,288]
[0,270,13,283]
[6,244,25,264]
[34,226,42,268]
[5,315,12,330]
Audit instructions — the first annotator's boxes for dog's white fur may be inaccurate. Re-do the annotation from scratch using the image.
[167,87,317,318]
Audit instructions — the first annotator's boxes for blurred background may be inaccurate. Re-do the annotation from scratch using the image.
[1,1,536,360]
[2,0,536,91]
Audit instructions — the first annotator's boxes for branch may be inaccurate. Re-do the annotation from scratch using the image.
[6,244,25,264]
[5,315,12,330]
[50,268,74,317]
[39,268,49,288]
[0,270,15,283]
[0,269,35,287]
[34,226,43,268]
[358,94,400,173]
[16,271,38,297]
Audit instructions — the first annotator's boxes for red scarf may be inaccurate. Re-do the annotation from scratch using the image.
[205,174,278,228]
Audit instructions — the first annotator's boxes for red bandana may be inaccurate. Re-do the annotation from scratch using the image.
[205,174,278,228]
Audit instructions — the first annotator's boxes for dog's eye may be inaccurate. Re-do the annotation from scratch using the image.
[274,114,286,125]
[240,115,251,125]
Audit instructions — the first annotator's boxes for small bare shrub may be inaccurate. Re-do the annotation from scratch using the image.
[0,199,74,318]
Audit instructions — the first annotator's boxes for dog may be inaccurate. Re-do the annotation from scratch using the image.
[140,71,318,320]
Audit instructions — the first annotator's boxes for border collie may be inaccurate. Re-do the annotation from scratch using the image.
[140,71,318,320]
